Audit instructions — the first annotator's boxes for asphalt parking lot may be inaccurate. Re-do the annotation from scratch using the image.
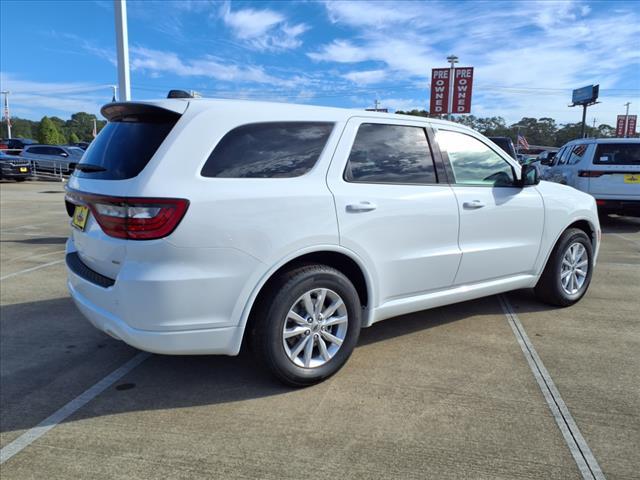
[1,180,638,480]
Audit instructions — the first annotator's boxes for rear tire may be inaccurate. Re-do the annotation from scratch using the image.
[251,265,361,387]
[535,228,593,307]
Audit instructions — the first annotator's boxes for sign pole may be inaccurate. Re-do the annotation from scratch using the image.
[581,104,588,138]
[114,0,131,101]
[446,55,458,121]
[623,102,631,138]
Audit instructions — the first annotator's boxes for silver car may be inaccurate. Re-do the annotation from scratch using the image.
[21,145,84,174]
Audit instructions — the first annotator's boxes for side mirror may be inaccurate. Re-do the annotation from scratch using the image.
[540,158,552,166]
[520,164,540,186]
[60,152,69,157]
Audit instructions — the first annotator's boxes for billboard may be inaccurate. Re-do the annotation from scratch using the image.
[572,85,599,105]
[452,67,474,113]
[429,68,450,114]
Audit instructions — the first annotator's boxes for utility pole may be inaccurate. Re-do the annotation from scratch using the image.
[111,85,118,102]
[1,91,11,139]
[446,54,458,121]
[592,117,597,129]
[114,0,131,101]
[374,98,380,111]
[623,102,631,138]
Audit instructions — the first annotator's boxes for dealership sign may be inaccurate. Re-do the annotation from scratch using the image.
[452,67,474,113]
[429,68,450,114]
[430,66,474,115]
[617,115,637,137]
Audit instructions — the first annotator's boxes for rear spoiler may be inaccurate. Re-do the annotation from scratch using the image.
[101,101,188,122]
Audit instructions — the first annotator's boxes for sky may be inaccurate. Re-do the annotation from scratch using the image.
[1,0,639,126]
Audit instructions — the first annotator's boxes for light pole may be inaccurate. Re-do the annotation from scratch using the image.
[1,91,11,139]
[114,0,131,101]
[623,102,631,138]
[446,55,458,121]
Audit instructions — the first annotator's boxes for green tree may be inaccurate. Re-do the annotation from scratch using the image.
[69,132,81,144]
[38,116,67,144]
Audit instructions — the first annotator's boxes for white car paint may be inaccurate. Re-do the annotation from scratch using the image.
[66,98,600,355]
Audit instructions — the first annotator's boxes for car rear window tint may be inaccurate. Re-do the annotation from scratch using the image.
[593,143,640,165]
[202,122,333,178]
[345,124,437,184]
[74,112,179,180]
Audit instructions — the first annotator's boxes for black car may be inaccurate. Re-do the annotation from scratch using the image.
[0,138,37,154]
[0,150,31,181]
[487,136,517,159]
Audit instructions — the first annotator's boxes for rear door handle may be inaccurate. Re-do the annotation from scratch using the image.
[346,202,377,213]
[463,200,485,210]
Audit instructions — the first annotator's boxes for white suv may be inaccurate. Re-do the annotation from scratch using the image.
[541,138,640,216]
[65,99,600,385]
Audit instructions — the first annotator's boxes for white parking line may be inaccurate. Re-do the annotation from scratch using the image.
[0,259,65,281]
[498,295,606,480]
[0,352,151,464]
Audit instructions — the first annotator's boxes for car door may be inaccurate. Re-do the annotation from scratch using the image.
[434,128,544,285]
[326,118,461,307]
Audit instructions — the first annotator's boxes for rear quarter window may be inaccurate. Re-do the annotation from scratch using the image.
[202,122,334,178]
[593,143,640,165]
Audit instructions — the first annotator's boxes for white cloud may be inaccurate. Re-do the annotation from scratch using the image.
[0,73,109,118]
[343,69,387,85]
[220,3,308,51]
[129,46,301,87]
[324,0,419,28]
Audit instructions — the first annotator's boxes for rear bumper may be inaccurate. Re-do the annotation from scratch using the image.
[68,277,240,354]
[595,199,640,216]
[65,238,263,355]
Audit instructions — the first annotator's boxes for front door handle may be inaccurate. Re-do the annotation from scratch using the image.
[463,200,485,210]
[346,202,377,213]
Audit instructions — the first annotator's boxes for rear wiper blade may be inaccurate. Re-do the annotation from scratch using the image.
[75,163,107,173]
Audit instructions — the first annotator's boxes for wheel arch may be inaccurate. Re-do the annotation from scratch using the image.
[235,246,376,353]
[537,216,599,277]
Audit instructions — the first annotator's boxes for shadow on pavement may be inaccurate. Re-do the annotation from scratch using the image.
[0,236,68,245]
[0,290,563,435]
[600,214,640,234]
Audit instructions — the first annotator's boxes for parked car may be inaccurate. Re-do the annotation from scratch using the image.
[71,142,91,150]
[65,99,600,386]
[21,145,85,173]
[488,136,517,159]
[0,137,37,154]
[541,138,639,216]
[0,150,31,181]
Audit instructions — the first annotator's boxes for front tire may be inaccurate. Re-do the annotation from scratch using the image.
[535,228,593,307]
[251,265,361,387]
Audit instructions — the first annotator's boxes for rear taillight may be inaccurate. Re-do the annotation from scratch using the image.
[578,170,604,177]
[66,190,189,240]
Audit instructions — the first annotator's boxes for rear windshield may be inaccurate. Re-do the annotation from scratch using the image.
[593,143,640,166]
[74,113,179,180]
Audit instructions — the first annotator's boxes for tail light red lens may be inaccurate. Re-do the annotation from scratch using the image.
[578,170,604,177]
[66,190,189,240]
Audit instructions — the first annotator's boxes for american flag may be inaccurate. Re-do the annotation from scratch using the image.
[517,134,529,150]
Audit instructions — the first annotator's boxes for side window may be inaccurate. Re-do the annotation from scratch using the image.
[557,146,572,165]
[345,124,437,184]
[26,147,44,155]
[201,122,333,178]
[436,130,515,187]
[567,144,588,165]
